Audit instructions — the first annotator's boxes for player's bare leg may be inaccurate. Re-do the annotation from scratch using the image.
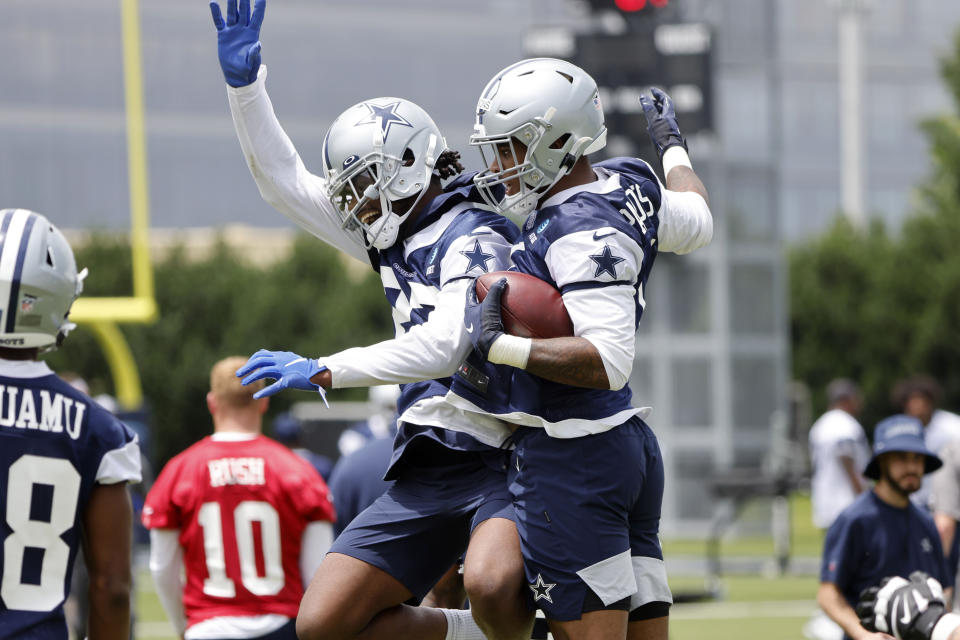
[296,552,446,640]
[627,615,668,640]
[422,563,466,609]
[547,610,629,640]
[463,517,533,640]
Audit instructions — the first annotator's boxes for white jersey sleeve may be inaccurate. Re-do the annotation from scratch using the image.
[226,66,369,264]
[657,189,713,255]
[149,529,187,636]
[547,228,641,390]
[321,277,473,387]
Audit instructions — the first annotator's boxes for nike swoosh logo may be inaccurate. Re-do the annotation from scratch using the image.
[898,595,912,625]
[593,230,616,240]
[465,323,474,333]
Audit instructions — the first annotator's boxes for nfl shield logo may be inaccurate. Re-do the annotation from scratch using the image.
[20,295,35,313]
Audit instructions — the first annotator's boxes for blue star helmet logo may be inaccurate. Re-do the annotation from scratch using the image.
[355,101,413,141]
[589,245,626,279]
[460,240,495,274]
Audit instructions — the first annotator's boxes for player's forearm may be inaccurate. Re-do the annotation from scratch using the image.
[84,483,134,640]
[87,573,132,640]
[227,68,367,263]
[841,455,867,494]
[525,337,610,389]
[319,281,473,387]
[818,582,870,640]
[665,165,709,204]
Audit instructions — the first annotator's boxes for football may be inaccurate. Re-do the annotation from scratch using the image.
[476,271,574,339]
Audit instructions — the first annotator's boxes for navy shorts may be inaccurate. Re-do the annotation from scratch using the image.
[329,441,515,601]
[508,416,672,621]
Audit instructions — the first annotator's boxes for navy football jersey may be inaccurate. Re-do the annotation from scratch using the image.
[449,157,712,437]
[364,174,519,475]
[0,360,140,639]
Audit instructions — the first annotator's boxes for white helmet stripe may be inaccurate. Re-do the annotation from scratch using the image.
[5,213,39,333]
[0,209,30,334]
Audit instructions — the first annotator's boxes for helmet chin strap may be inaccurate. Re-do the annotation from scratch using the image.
[508,133,595,217]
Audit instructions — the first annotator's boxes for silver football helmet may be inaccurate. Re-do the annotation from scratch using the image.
[471,58,607,217]
[0,209,86,350]
[322,98,446,250]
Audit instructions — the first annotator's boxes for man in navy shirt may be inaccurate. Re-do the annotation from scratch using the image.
[819,415,952,640]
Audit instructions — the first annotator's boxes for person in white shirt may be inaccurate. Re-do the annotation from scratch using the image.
[809,379,871,530]
[894,376,960,509]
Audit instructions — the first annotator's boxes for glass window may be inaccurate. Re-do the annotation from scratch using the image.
[727,169,776,242]
[719,72,769,151]
[668,261,711,334]
[732,357,778,431]
[671,358,713,427]
[730,264,777,335]
[629,358,653,408]
[674,449,716,520]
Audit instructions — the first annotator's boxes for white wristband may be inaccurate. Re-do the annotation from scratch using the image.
[487,334,531,369]
[932,613,960,640]
[662,145,692,178]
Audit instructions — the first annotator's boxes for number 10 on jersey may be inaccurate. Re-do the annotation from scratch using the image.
[197,500,285,597]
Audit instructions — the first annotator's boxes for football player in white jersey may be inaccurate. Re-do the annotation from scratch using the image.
[450,59,713,640]
[210,1,531,639]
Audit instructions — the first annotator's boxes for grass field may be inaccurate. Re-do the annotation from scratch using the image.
[134,494,827,640]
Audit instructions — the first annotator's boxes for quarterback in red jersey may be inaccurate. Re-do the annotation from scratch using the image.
[143,356,335,640]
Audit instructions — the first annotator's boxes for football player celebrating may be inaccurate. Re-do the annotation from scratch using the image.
[450,59,714,640]
[210,1,531,640]
[0,209,141,640]
[142,357,335,640]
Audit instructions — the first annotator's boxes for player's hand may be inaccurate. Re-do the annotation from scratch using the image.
[640,87,687,159]
[210,0,265,87]
[464,277,506,360]
[236,349,329,403]
[857,572,947,640]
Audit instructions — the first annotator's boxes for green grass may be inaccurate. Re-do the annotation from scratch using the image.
[663,493,824,558]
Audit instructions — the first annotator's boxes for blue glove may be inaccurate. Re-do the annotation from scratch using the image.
[210,0,265,87]
[640,87,687,160]
[464,278,507,361]
[235,349,328,402]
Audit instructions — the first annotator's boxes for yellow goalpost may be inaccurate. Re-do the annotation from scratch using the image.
[69,0,157,410]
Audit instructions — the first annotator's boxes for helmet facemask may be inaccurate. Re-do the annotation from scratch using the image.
[470,58,608,220]
[323,99,443,250]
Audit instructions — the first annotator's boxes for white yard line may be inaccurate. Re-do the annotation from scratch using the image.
[671,599,817,620]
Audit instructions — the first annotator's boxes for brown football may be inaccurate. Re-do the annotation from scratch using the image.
[476,271,574,339]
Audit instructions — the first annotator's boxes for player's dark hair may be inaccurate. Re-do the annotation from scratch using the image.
[435,150,464,180]
[892,375,943,409]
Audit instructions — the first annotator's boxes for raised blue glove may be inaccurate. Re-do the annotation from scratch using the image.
[210,0,265,88]
[235,349,328,402]
[640,87,687,160]
[464,278,507,361]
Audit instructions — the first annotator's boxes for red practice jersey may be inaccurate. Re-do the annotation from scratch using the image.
[142,434,335,627]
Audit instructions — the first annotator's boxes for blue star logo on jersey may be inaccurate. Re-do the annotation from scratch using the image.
[589,245,626,279]
[356,101,413,140]
[459,240,495,274]
[529,574,556,603]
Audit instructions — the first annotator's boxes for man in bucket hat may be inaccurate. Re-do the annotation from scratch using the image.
[816,415,954,640]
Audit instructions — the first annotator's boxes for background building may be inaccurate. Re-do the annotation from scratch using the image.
[3,0,959,533]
